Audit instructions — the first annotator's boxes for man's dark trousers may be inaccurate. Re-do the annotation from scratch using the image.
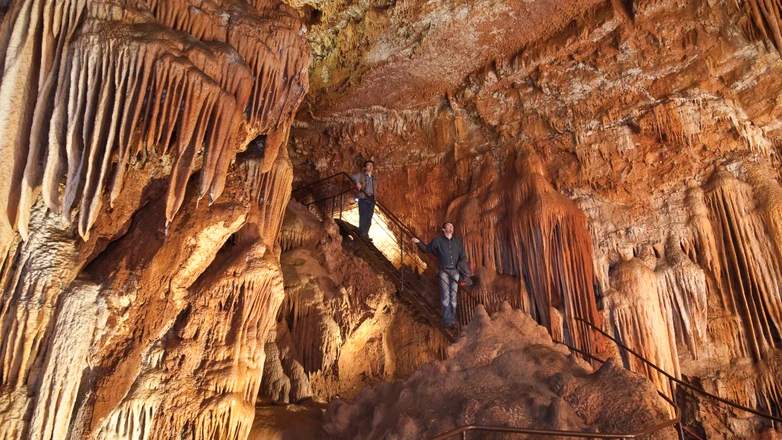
[358,196,375,235]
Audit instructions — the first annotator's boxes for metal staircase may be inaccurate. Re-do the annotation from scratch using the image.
[335,218,457,342]
[292,172,460,343]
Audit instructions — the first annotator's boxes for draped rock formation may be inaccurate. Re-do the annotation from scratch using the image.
[0,0,309,438]
[6,0,782,436]
[445,147,607,356]
[0,0,308,246]
[605,258,680,398]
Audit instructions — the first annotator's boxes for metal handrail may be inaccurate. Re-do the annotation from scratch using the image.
[293,172,417,237]
[575,317,782,424]
[295,171,464,283]
[291,172,348,194]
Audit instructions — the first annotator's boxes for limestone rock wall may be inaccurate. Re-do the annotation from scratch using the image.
[0,0,309,438]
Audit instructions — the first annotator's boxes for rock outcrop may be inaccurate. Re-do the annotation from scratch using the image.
[4,0,782,438]
[322,303,676,440]
[290,0,782,436]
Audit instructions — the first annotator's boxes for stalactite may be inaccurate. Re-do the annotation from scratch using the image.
[448,148,606,355]
[743,0,782,53]
[0,0,307,438]
[143,0,310,153]
[276,261,342,376]
[278,200,326,253]
[458,268,527,326]
[94,243,286,440]
[704,169,782,361]
[746,164,782,268]
[189,265,284,440]
[0,212,80,440]
[682,183,728,307]
[0,0,309,249]
[27,282,102,440]
[96,396,161,440]
[657,236,708,359]
[605,258,680,398]
[682,180,750,359]
[643,99,703,147]
[243,146,294,245]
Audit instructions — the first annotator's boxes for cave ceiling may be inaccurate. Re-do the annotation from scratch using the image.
[295,0,614,115]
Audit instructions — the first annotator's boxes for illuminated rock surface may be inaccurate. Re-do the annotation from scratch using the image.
[260,201,444,403]
[0,0,308,438]
[290,0,782,437]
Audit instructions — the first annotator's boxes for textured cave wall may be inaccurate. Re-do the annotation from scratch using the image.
[0,0,310,438]
[260,200,445,404]
[289,0,782,436]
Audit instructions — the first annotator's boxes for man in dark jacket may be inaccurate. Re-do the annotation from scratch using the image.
[351,160,377,238]
[412,222,466,328]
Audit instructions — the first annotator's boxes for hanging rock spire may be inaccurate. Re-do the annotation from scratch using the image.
[448,146,607,355]
[0,0,309,248]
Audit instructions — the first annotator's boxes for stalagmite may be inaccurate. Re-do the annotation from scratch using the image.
[657,236,708,359]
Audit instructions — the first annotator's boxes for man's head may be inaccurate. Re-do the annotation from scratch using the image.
[364,160,374,173]
[441,222,454,235]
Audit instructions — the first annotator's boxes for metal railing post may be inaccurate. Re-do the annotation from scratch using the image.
[399,226,404,294]
[584,318,593,368]
[670,377,684,440]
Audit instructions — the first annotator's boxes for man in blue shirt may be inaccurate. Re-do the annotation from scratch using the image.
[351,160,377,239]
[413,222,466,328]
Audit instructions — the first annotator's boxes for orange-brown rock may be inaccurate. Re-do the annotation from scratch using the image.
[5,0,782,437]
[0,0,309,438]
[290,0,782,436]
[321,303,676,440]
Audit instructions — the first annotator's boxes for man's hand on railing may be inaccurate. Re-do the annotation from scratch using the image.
[412,238,420,244]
